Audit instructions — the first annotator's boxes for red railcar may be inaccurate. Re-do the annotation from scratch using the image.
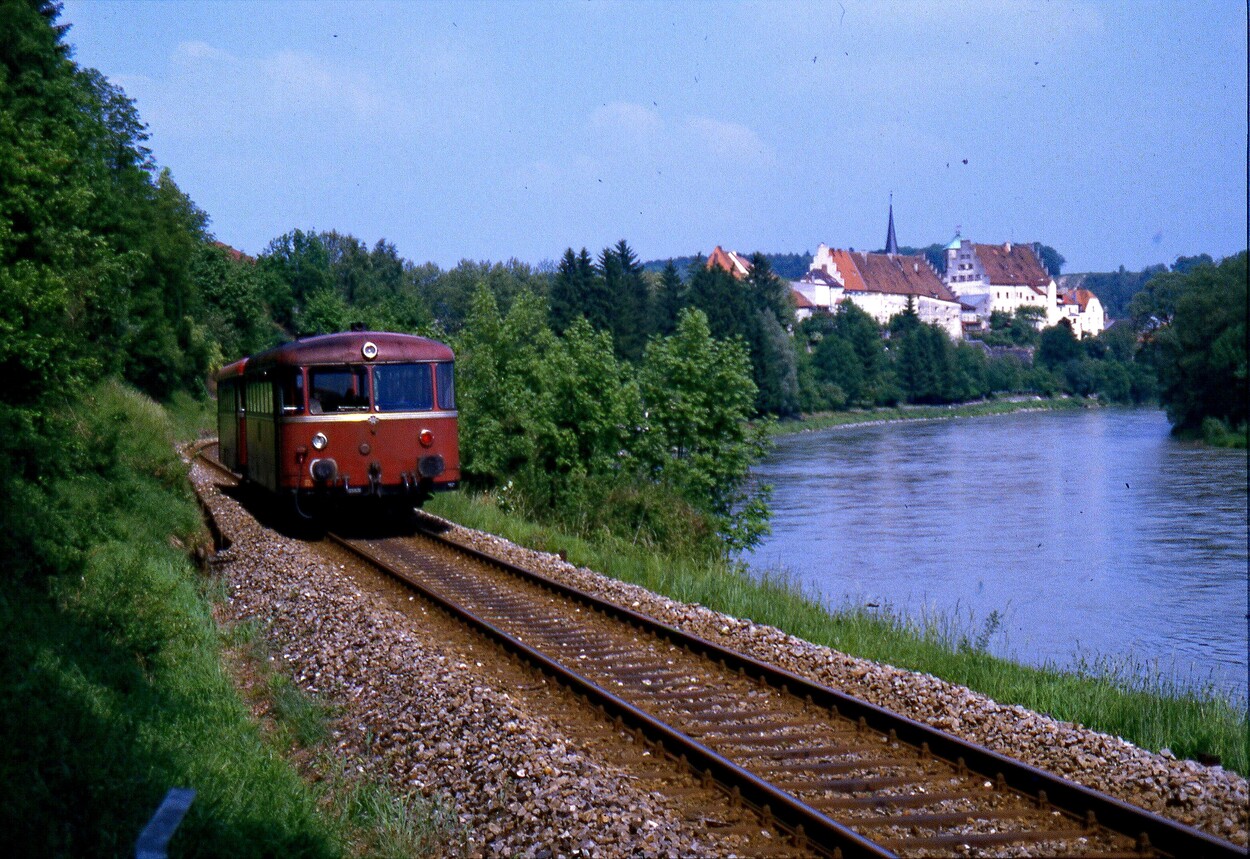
[215,331,459,514]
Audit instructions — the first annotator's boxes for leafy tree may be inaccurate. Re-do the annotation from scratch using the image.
[809,332,860,407]
[192,243,282,364]
[259,230,331,328]
[298,288,350,336]
[454,286,551,487]
[985,354,1025,394]
[1037,323,1083,369]
[951,342,989,401]
[1126,256,1229,334]
[1172,253,1215,274]
[1094,359,1133,404]
[1035,243,1065,277]
[1080,264,1167,319]
[1145,253,1247,434]
[412,257,546,335]
[639,309,771,552]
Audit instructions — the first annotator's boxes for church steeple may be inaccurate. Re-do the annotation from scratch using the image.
[885,193,899,255]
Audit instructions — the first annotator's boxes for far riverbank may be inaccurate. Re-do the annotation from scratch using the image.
[770,395,1093,436]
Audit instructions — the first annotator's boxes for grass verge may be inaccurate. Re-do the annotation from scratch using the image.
[1,381,456,856]
[427,489,1248,776]
[771,396,1092,435]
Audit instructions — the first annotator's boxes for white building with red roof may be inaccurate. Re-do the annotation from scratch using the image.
[794,244,963,339]
[706,245,754,279]
[943,235,1060,328]
[1057,287,1106,337]
[943,235,1105,336]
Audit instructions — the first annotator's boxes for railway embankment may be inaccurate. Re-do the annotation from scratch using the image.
[192,458,794,857]
[190,453,1248,853]
[426,514,1248,849]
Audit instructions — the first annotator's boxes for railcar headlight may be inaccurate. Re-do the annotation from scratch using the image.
[311,432,328,450]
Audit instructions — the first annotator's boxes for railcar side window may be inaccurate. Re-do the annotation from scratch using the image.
[373,363,434,412]
[245,380,273,414]
[435,362,455,410]
[278,369,305,414]
[309,366,369,413]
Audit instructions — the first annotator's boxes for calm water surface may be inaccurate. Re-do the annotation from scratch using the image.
[744,408,1249,702]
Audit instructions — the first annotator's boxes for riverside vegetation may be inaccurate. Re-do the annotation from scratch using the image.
[3,1,1246,852]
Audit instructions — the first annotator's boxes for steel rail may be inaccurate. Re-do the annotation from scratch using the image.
[380,517,1245,859]
[328,531,882,858]
[192,448,1243,858]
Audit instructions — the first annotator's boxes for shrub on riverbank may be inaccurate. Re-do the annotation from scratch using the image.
[427,489,1248,776]
[0,382,451,856]
[1201,417,1248,449]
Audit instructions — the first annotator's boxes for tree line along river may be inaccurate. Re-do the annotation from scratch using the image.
[745,407,1249,704]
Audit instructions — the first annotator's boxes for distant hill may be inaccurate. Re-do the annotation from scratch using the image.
[642,252,813,281]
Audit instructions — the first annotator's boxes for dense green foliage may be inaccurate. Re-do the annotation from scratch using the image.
[642,250,812,281]
[1132,252,1248,442]
[1,383,333,855]
[793,301,1156,413]
[457,289,771,554]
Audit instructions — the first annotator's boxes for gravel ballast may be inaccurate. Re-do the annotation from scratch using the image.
[193,462,791,857]
[439,521,1249,850]
[190,457,1246,854]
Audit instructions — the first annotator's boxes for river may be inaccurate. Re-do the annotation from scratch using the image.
[744,407,1249,703]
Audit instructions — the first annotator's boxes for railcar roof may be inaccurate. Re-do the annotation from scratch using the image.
[217,357,248,379]
[226,331,453,377]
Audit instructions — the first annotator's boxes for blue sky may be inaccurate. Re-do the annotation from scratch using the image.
[61,1,1247,273]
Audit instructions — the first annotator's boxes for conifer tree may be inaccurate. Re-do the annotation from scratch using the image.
[652,259,685,336]
[550,248,584,333]
[604,239,651,362]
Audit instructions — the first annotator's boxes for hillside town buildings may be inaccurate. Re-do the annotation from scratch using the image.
[792,245,963,339]
[709,204,1106,341]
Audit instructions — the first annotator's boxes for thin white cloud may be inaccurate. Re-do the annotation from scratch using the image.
[682,116,773,167]
[590,101,664,137]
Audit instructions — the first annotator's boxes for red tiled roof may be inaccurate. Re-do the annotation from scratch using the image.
[841,251,958,301]
[972,242,1049,290]
[1060,287,1096,310]
[213,241,255,264]
[791,288,815,309]
[829,249,866,291]
[707,246,753,279]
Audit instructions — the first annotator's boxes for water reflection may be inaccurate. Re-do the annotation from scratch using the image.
[745,408,1249,702]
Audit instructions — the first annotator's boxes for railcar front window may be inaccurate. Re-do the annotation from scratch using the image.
[435,362,455,410]
[373,363,434,412]
[309,366,369,413]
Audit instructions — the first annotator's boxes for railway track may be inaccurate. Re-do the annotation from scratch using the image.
[192,445,1244,857]
[327,523,1244,859]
